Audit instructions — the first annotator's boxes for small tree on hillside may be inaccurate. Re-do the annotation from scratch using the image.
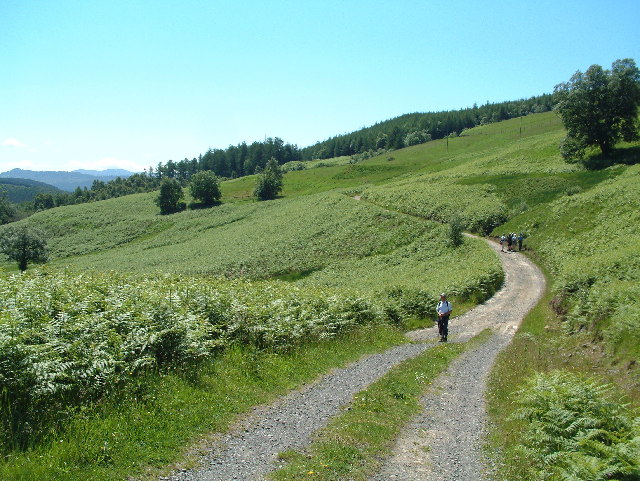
[554,58,640,162]
[0,224,48,271]
[189,171,221,206]
[254,157,283,201]
[448,216,464,247]
[155,178,185,214]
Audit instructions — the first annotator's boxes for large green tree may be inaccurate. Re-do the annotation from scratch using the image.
[189,171,221,206]
[254,157,283,201]
[0,224,48,271]
[155,178,185,214]
[34,193,55,211]
[554,58,640,161]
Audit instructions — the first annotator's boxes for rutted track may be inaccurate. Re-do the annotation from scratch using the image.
[161,240,545,481]
[163,343,433,481]
[370,239,545,481]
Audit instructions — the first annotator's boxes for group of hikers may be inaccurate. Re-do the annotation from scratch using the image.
[500,232,524,252]
[435,232,527,341]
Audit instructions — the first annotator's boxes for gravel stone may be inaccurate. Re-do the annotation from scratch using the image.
[165,343,433,481]
[370,239,545,481]
[161,239,545,481]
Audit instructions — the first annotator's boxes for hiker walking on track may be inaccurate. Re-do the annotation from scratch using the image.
[437,293,453,342]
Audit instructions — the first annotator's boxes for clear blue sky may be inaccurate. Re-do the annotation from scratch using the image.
[2,0,639,173]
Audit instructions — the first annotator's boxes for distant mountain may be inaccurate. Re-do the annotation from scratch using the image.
[0,177,63,203]
[0,168,133,192]
[73,169,134,177]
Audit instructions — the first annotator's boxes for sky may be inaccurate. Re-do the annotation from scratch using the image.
[1,0,639,173]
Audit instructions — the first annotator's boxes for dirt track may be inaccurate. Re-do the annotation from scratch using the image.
[370,239,545,480]
[161,239,545,481]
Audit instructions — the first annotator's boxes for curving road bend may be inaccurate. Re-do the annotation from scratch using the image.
[370,239,546,481]
[161,239,545,481]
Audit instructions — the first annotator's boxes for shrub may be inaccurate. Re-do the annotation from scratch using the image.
[448,216,464,247]
[155,178,185,214]
[254,158,284,201]
[510,200,529,218]
[189,171,221,206]
[511,371,640,480]
[281,161,307,172]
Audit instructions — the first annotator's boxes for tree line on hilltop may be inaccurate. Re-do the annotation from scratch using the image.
[2,93,555,222]
[299,94,555,160]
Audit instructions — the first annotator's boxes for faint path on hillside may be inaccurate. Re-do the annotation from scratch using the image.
[159,239,545,481]
[369,239,545,481]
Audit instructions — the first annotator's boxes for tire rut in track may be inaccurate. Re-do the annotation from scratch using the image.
[162,343,434,481]
[160,239,544,481]
[369,239,545,481]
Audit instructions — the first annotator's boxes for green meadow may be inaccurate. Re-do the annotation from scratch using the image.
[1,110,639,480]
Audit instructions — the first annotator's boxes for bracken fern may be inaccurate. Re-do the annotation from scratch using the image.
[511,371,640,480]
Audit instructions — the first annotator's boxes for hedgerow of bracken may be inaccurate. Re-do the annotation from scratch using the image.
[0,271,380,451]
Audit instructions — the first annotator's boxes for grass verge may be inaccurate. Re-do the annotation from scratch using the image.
[0,325,408,481]
[270,329,494,481]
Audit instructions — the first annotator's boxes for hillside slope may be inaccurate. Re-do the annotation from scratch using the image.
[1,110,639,480]
[6,111,638,370]
[0,177,62,203]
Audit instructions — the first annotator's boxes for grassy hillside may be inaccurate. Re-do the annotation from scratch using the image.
[7,192,503,327]
[348,113,640,371]
[497,164,640,363]
[4,111,637,362]
[1,110,639,480]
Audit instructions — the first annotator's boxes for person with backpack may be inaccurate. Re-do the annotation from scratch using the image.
[436,293,453,342]
[518,232,524,251]
[500,234,506,252]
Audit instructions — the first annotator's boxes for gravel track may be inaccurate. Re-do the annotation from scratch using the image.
[370,240,545,481]
[160,239,544,481]
[163,343,434,481]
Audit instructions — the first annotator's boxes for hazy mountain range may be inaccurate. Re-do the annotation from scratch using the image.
[0,168,135,192]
